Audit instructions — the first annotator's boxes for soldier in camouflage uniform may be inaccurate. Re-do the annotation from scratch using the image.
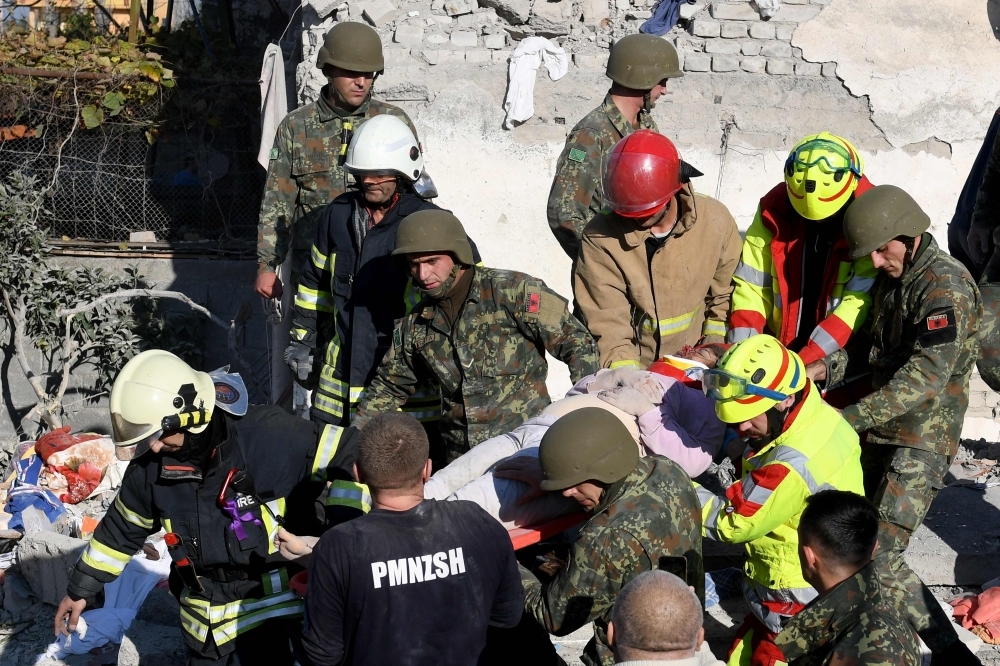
[352,210,598,462]
[775,490,921,666]
[510,408,703,666]
[546,35,682,260]
[967,128,1000,391]
[817,185,983,665]
[255,22,420,299]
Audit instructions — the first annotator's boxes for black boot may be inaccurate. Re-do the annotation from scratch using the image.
[929,639,983,666]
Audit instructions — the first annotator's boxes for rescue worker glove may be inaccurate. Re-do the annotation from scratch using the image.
[968,227,992,265]
[283,342,313,381]
[587,367,644,393]
[597,386,657,417]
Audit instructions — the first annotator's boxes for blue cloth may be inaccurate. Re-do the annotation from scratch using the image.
[705,567,745,608]
[6,485,66,532]
[640,0,684,36]
[14,454,43,486]
[172,170,200,187]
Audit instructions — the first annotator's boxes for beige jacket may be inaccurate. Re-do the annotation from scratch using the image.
[574,183,741,369]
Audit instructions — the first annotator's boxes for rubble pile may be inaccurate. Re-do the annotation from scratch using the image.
[295,0,841,104]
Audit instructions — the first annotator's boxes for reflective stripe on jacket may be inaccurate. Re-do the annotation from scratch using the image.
[699,382,863,619]
[727,179,877,365]
[575,183,742,369]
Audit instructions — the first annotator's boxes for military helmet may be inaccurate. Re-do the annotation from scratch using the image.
[538,408,640,491]
[392,210,475,265]
[109,350,216,461]
[316,22,385,74]
[706,335,806,424]
[606,34,683,90]
[784,132,864,221]
[843,185,930,260]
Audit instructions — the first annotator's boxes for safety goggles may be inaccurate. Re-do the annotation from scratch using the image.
[785,139,862,177]
[702,369,789,403]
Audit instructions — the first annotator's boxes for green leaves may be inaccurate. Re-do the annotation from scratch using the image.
[102,91,126,116]
[81,104,104,128]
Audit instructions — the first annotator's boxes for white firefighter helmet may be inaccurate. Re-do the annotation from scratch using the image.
[344,114,424,182]
[109,350,216,460]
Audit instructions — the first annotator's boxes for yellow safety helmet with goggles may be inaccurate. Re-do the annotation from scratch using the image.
[784,132,864,221]
[109,350,216,461]
[703,334,806,424]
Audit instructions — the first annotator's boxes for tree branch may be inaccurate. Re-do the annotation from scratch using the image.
[57,289,229,330]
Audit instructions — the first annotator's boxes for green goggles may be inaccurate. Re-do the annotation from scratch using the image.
[785,139,861,177]
[702,369,789,403]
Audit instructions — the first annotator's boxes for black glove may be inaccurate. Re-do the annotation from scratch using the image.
[284,342,313,381]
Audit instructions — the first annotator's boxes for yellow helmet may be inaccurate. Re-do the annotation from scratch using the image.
[784,132,864,221]
[109,350,215,460]
[703,335,806,424]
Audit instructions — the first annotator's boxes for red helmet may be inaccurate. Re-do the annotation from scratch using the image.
[602,130,682,218]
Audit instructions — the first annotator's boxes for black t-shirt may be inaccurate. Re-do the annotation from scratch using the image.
[302,499,524,666]
[791,218,843,351]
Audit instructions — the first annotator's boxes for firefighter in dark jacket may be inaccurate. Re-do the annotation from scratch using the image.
[54,350,364,665]
[284,115,479,464]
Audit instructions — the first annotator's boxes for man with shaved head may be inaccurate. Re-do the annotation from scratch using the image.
[607,571,724,666]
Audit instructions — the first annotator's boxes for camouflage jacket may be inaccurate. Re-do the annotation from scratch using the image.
[546,93,657,259]
[775,562,921,666]
[257,89,418,273]
[832,235,982,456]
[352,266,598,461]
[520,456,704,666]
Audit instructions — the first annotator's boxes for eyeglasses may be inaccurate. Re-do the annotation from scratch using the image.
[702,369,789,403]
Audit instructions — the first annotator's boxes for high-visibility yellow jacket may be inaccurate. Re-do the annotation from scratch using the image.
[727,179,878,366]
[699,382,863,631]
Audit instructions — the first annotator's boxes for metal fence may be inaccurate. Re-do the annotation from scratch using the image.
[0,77,264,244]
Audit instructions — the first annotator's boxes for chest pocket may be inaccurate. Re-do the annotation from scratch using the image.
[479,311,523,377]
[291,132,336,204]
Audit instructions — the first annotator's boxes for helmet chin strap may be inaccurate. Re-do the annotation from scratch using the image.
[901,236,917,272]
[642,91,652,114]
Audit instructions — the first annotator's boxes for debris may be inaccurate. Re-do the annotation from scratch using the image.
[951,587,1000,644]
[17,531,87,606]
[362,0,398,26]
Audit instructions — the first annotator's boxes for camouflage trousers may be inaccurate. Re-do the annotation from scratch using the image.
[861,444,959,653]
[976,249,1000,391]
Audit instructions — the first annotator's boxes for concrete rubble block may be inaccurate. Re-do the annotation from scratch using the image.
[679,2,706,19]
[450,29,479,46]
[465,49,492,62]
[581,0,610,23]
[426,31,450,43]
[483,33,506,48]
[774,23,795,40]
[18,531,88,607]
[720,22,747,38]
[445,0,476,15]
[394,24,424,45]
[692,19,721,37]
[530,0,575,35]
[748,22,774,39]
[712,55,739,71]
[740,56,766,73]
[615,0,630,10]
[478,0,530,24]
[440,49,466,62]
[383,47,413,65]
[573,52,608,68]
[771,4,820,22]
[740,40,761,56]
[431,0,445,9]
[766,58,793,75]
[684,52,711,71]
[456,12,479,26]
[492,50,512,62]
[362,0,397,26]
[709,2,759,21]
[421,49,442,64]
[311,0,343,19]
[626,9,652,19]
[821,61,836,77]
[795,61,821,76]
[429,13,453,23]
[513,124,568,145]
[759,40,792,57]
[705,38,742,55]
[676,36,705,51]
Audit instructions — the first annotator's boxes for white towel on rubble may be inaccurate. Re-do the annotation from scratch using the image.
[258,43,290,170]
[35,541,171,662]
[502,37,568,130]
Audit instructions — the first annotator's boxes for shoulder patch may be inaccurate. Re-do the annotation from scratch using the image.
[526,290,541,314]
[268,148,278,161]
[919,307,957,347]
[568,148,587,163]
[393,327,402,349]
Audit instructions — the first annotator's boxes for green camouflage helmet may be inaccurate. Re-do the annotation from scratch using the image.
[392,210,475,265]
[538,407,640,491]
[316,22,385,74]
[843,185,930,260]
[606,34,683,89]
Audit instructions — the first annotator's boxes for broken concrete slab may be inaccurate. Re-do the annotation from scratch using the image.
[362,0,397,26]
[478,0,531,24]
[529,0,574,36]
[17,531,88,606]
[581,0,610,24]
[394,24,424,46]
[444,0,476,15]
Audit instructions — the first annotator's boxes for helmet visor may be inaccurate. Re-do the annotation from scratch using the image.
[702,369,789,403]
[602,150,679,217]
[787,139,860,176]
[112,425,162,461]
